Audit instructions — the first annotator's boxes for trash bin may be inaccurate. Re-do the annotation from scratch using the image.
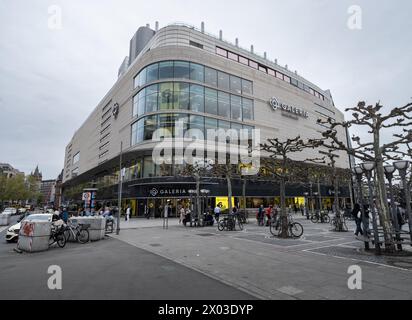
[17,220,51,252]
[0,213,11,226]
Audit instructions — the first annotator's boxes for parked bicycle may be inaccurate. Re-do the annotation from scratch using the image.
[330,212,348,231]
[269,214,304,238]
[64,222,90,244]
[238,211,249,224]
[49,222,66,248]
[311,211,330,223]
[218,213,243,231]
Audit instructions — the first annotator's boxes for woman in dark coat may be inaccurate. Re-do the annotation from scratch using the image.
[352,203,363,236]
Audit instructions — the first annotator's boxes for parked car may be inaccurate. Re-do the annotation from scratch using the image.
[5,213,53,243]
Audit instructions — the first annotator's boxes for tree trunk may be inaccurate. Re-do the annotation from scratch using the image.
[373,126,395,252]
[227,171,233,214]
[279,178,288,238]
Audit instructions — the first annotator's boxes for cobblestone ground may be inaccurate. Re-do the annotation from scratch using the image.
[112,214,412,300]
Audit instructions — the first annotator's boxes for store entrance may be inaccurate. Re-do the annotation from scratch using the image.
[142,198,191,218]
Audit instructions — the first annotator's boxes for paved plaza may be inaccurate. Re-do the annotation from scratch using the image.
[112,215,412,300]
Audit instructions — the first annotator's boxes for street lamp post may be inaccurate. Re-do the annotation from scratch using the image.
[360,162,381,255]
[384,165,402,251]
[188,189,197,227]
[313,192,319,213]
[353,166,370,251]
[394,161,412,244]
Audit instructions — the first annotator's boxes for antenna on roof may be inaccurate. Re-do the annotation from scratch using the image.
[250,45,254,53]
[201,22,205,33]
[219,30,223,40]
[274,59,278,65]
[285,64,288,70]
[264,52,267,59]
[146,23,150,28]
[155,21,159,31]
[235,38,239,47]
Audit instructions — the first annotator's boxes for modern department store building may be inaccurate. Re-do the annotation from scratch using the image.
[62,23,351,217]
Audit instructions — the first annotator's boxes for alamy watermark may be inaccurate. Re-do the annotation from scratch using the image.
[347,265,362,290]
[47,265,62,290]
[151,120,261,175]
[48,5,62,30]
[347,5,362,30]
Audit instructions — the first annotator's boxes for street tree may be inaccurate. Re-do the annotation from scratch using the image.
[260,136,320,238]
[317,101,412,252]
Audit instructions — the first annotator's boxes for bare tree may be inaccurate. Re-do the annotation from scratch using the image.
[260,136,320,238]
[317,101,412,252]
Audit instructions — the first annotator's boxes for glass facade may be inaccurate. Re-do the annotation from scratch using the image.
[131,113,254,146]
[132,81,254,121]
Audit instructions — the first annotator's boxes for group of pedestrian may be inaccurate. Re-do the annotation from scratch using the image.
[256,205,279,226]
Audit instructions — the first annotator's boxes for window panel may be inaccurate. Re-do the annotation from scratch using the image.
[291,78,298,87]
[204,117,218,130]
[298,81,304,90]
[158,61,174,79]
[241,79,253,95]
[216,47,228,57]
[283,75,291,83]
[173,82,190,110]
[205,88,218,115]
[268,68,276,76]
[146,63,159,83]
[230,95,242,121]
[189,63,204,82]
[173,61,190,79]
[217,71,230,91]
[205,67,217,87]
[189,84,204,112]
[239,56,248,65]
[144,115,157,140]
[228,52,238,61]
[276,71,283,80]
[158,113,176,137]
[143,156,155,178]
[138,67,147,87]
[218,91,230,118]
[189,115,204,133]
[218,120,231,130]
[131,119,144,146]
[230,75,242,94]
[145,84,158,113]
[242,98,254,121]
[258,65,267,73]
[158,82,174,110]
[249,60,258,69]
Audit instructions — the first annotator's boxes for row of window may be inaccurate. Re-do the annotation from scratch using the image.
[216,47,326,101]
[132,82,254,121]
[133,60,253,96]
[131,113,254,146]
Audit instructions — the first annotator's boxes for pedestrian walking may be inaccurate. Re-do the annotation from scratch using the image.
[214,204,221,222]
[258,205,264,226]
[126,206,131,221]
[179,206,185,224]
[351,203,363,236]
[265,205,272,226]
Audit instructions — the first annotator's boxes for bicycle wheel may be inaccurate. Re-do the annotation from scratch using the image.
[269,222,277,236]
[311,215,318,223]
[290,222,303,238]
[77,229,89,244]
[218,220,225,231]
[57,232,66,248]
[323,215,330,223]
[237,218,244,231]
[64,228,71,242]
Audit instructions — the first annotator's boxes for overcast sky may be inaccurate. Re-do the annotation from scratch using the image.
[0,0,411,179]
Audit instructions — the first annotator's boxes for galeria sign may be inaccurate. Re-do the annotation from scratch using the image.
[269,97,308,118]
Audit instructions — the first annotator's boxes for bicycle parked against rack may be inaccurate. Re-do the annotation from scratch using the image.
[218,213,243,231]
[269,213,304,238]
[49,222,67,248]
[64,222,90,244]
[311,211,330,223]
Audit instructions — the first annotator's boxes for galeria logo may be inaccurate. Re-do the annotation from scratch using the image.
[149,188,159,197]
[269,97,308,119]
